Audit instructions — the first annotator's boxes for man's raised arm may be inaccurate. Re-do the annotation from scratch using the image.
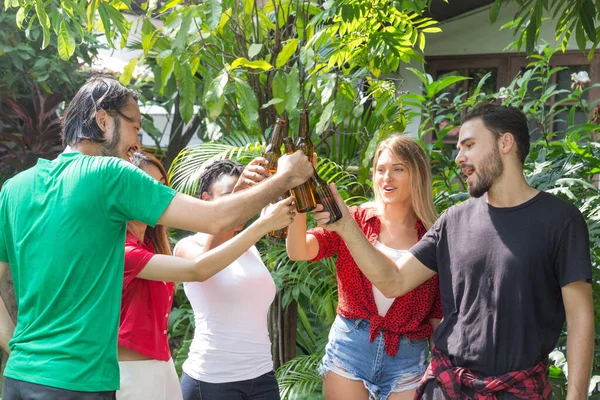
[313,185,436,298]
[159,151,312,235]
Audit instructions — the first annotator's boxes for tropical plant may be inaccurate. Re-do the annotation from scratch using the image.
[0,85,64,184]
[0,4,99,99]
[490,0,600,56]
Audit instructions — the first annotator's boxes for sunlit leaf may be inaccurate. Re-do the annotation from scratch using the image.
[230,57,273,71]
[120,57,138,86]
[57,20,75,60]
[276,39,298,68]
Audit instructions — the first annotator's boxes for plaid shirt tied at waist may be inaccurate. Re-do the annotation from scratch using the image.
[415,348,553,400]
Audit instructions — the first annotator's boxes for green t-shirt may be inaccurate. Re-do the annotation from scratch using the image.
[0,152,176,392]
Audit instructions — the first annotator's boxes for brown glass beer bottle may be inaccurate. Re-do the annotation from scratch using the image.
[312,169,343,224]
[263,118,289,240]
[288,110,316,213]
[283,137,316,213]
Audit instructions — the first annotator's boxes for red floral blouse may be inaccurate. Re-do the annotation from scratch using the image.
[309,206,442,357]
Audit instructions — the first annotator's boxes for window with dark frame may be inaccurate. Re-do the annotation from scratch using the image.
[424,51,600,148]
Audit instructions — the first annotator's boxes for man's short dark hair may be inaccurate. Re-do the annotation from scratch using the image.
[61,75,138,146]
[198,159,245,197]
[462,104,530,164]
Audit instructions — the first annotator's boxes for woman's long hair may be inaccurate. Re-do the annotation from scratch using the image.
[130,151,172,256]
[371,135,438,229]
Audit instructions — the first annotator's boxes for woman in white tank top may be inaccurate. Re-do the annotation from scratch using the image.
[174,159,281,400]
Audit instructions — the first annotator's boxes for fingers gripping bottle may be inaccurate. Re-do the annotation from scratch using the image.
[263,118,289,240]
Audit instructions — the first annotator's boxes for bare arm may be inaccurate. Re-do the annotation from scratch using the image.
[313,185,435,298]
[141,197,296,282]
[158,151,312,234]
[563,280,594,400]
[286,208,320,261]
[0,261,15,355]
[428,318,441,349]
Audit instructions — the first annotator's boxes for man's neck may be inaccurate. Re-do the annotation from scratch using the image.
[63,143,100,156]
[486,168,539,208]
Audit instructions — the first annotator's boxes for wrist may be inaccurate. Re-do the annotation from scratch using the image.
[335,216,355,234]
[249,218,269,236]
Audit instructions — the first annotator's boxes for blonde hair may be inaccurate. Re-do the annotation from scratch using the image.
[371,134,438,229]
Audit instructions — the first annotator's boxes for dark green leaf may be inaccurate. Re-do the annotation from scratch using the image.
[525,15,537,54]
[490,0,502,23]
[272,71,286,115]
[178,63,196,123]
[173,8,192,52]
[204,68,229,119]
[285,67,300,115]
[578,0,597,44]
[234,78,259,131]
[207,0,222,29]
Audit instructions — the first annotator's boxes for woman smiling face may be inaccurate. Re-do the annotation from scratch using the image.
[374,149,412,207]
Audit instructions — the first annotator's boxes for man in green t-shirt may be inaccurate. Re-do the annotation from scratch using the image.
[0,76,312,399]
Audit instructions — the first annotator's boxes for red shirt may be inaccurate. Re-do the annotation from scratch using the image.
[118,232,174,361]
[310,206,442,357]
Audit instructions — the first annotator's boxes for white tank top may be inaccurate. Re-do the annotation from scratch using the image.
[372,241,408,317]
[174,233,276,383]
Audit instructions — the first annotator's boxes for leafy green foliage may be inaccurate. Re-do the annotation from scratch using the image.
[0,4,99,99]
[491,0,600,56]
[0,85,64,184]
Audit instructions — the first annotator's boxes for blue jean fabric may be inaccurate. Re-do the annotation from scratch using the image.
[319,315,429,400]
[2,377,116,400]
[180,371,280,400]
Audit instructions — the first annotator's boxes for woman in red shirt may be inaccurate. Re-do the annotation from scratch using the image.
[116,152,296,400]
[286,135,442,400]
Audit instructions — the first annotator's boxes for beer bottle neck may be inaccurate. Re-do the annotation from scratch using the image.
[299,111,309,138]
[271,127,284,148]
[283,138,295,153]
[312,168,322,182]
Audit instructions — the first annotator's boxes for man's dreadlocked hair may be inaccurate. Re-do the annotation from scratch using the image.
[198,159,245,197]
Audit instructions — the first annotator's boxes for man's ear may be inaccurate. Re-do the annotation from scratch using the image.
[201,192,212,201]
[95,109,108,133]
[500,132,515,156]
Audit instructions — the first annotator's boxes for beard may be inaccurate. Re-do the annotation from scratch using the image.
[467,144,503,198]
[99,117,122,157]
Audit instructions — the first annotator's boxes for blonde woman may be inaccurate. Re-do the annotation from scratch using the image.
[286,135,442,400]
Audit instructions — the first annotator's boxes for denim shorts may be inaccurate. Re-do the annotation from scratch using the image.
[318,315,429,400]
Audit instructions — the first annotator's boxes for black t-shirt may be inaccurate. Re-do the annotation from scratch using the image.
[410,191,592,378]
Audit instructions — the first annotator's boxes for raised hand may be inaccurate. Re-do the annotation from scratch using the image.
[258,196,297,233]
[233,157,270,193]
[313,184,351,232]
[278,151,313,187]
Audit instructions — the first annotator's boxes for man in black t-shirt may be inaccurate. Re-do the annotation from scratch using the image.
[314,105,594,399]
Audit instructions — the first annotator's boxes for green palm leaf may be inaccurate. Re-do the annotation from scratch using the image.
[276,353,325,400]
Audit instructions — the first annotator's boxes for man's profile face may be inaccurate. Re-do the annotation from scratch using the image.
[100,97,142,160]
[455,118,504,198]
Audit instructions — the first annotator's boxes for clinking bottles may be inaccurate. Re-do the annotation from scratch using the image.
[312,169,343,225]
[263,118,285,174]
[264,118,289,241]
[288,109,317,213]
[283,136,316,213]
[296,109,314,160]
